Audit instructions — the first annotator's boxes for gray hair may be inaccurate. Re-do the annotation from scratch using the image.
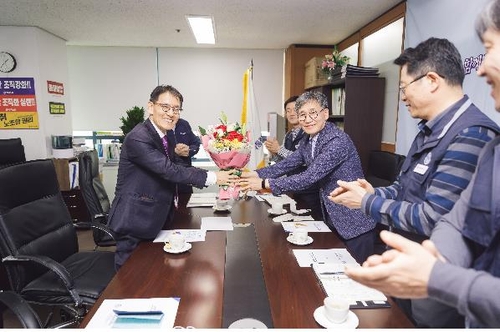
[295,90,329,112]
[476,0,500,40]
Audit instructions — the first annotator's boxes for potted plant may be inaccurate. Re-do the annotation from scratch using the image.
[119,106,145,142]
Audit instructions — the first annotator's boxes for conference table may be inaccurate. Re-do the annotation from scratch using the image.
[80,194,413,328]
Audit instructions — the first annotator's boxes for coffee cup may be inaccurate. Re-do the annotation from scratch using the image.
[323,297,350,324]
[168,232,186,251]
[215,199,230,210]
[291,229,308,243]
[271,202,283,214]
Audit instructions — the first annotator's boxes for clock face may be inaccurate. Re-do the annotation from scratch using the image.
[0,52,17,73]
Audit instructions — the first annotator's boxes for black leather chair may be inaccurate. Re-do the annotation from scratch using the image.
[0,160,116,328]
[78,150,116,249]
[365,150,406,187]
[0,138,26,167]
[0,291,42,328]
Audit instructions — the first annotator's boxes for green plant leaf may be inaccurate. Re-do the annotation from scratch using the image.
[198,126,207,136]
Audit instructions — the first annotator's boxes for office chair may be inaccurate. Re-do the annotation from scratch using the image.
[365,150,406,188]
[0,291,42,328]
[0,138,26,167]
[0,159,116,328]
[78,150,116,249]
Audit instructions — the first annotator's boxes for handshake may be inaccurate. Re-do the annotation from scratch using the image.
[215,169,266,192]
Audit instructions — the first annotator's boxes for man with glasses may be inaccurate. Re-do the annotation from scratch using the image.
[239,90,377,263]
[108,85,238,270]
[264,95,321,217]
[329,37,499,327]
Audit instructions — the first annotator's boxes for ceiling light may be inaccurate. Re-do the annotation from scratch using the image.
[186,15,216,44]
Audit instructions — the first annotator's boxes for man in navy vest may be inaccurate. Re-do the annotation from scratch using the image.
[265,96,321,217]
[330,38,499,327]
[339,2,500,328]
[167,118,201,193]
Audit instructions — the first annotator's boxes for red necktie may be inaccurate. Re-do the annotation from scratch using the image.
[162,135,179,208]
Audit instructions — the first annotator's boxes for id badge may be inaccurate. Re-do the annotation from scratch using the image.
[413,163,428,175]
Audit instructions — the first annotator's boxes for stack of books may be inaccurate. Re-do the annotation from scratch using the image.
[330,64,380,81]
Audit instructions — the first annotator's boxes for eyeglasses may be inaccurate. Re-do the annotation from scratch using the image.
[298,108,325,122]
[154,103,182,115]
[399,73,428,95]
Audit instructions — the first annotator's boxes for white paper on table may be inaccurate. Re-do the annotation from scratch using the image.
[259,193,296,206]
[153,229,206,243]
[186,192,217,207]
[281,221,331,233]
[85,297,180,329]
[272,213,315,223]
[292,248,358,267]
[201,216,234,231]
[254,194,265,202]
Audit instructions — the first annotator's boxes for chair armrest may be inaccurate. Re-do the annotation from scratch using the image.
[2,255,82,307]
[74,221,116,241]
[0,291,42,328]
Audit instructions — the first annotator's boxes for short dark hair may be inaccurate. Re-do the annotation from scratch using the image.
[149,85,184,106]
[476,0,500,40]
[394,37,464,87]
[284,95,299,110]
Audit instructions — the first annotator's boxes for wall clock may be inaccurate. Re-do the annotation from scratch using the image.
[0,52,17,73]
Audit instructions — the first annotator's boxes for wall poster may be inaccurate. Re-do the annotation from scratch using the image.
[0,77,39,129]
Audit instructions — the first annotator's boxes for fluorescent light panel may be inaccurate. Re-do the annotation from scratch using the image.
[186,15,216,44]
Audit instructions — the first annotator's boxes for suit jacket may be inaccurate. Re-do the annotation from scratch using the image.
[108,118,208,239]
[257,122,375,239]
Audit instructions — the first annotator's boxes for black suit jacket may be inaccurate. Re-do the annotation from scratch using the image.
[108,118,208,239]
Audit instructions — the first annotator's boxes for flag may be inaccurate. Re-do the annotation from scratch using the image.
[241,63,265,170]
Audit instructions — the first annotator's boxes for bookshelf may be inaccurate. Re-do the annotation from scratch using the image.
[307,77,385,175]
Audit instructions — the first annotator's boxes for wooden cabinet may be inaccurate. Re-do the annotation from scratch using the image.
[308,77,385,175]
[61,189,90,223]
[284,44,333,99]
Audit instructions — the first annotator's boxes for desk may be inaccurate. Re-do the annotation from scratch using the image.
[80,195,413,328]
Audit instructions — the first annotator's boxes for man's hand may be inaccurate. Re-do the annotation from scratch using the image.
[345,230,439,298]
[238,177,264,191]
[328,179,374,209]
[215,169,240,186]
[264,137,280,154]
[174,143,190,157]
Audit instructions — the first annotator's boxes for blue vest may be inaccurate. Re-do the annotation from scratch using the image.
[462,136,500,276]
[397,97,499,206]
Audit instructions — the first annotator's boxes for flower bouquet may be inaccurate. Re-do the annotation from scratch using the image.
[321,46,350,79]
[199,112,251,200]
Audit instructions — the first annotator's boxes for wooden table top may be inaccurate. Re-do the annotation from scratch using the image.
[80,194,413,328]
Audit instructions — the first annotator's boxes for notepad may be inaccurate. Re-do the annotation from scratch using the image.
[311,262,390,309]
[112,310,164,328]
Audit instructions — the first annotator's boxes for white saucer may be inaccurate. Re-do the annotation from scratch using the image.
[313,307,358,329]
[163,242,192,254]
[212,205,232,212]
[287,234,313,246]
[267,208,287,215]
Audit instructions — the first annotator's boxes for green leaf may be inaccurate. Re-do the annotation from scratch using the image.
[198,126,207,136]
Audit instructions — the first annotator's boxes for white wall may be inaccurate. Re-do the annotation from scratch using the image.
[67,46,284,133]
[0,27,72,160]
[362,17,405,145]
[67,46,157,131]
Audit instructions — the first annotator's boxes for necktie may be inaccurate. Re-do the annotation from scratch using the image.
[162,135,179,208]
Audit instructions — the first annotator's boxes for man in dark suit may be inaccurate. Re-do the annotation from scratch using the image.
[108,85,237,270]
[167,118,201,193]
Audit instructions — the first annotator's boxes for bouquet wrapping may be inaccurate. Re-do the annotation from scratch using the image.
[199,113,251,200]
